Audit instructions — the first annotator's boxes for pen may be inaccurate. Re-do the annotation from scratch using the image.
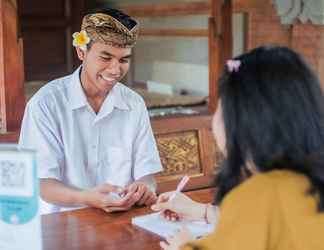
[157,175,190,217]
[169,175,190,201]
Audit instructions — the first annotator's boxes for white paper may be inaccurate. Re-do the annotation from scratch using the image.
[132,212,215,238]
[109,192,122,201]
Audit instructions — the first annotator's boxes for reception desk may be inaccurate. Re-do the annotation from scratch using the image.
[42,188,215,250]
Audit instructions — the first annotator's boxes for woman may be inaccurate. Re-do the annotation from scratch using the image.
[152,45,324,250]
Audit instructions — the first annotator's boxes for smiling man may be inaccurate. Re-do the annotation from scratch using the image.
[19,9,163,214]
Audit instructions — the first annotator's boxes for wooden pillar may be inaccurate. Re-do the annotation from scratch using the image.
[0,0,25,141]
[209,0,233,113]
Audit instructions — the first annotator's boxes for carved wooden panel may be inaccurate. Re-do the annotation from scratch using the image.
[156,130,202,177]
[152,114,221,193]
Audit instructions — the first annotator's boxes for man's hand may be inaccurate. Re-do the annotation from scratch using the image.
[124,181,157,206]
[81,184,140,212]
[39,179,141,213]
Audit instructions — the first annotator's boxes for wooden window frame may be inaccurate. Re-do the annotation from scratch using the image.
[0,0,25,141]
[118,0,232,113]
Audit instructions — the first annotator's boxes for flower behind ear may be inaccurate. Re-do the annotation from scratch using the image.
[72,30,90,51]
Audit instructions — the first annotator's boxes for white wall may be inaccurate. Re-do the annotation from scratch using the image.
[133,14,245,96]
[94,0,245,96]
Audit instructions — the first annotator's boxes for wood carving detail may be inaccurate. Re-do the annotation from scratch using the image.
[156,131,201,176]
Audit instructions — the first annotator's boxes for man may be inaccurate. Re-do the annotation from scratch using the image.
[19,9,163,214]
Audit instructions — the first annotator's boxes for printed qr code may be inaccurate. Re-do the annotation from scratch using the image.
[0,160,26,188]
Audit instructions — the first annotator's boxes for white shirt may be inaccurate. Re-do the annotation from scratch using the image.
[19,67,163,214]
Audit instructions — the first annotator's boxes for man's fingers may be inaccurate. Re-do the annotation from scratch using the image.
[139,191,156,206]
[98,184,124,194]
[144,193,157,206]
[106,190,140,208]
[136,188,152,206]
[126,183,139,193]
[134,185,146,202]
[123,192,140,208]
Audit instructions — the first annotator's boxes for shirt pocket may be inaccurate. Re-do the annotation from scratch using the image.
[101,146,133,186]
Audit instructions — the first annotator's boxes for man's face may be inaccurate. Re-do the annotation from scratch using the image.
[76,42,132,94]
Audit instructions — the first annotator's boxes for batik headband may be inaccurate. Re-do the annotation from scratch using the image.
[73,12,139,50]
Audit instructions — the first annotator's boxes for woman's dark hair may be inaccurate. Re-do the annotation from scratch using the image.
[214,45,324,211]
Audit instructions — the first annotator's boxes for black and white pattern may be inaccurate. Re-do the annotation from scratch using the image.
[0,160,26,188]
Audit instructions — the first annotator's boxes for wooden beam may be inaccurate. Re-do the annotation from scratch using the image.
[208,17,219,113]
[20,18,70,29]
[140,29,208,37]
[233,0,270,12]
[117,0,256,18]
[0,0,25,135]
[221,0,233,63]
[118,1,211,17]
[208,0,233,113]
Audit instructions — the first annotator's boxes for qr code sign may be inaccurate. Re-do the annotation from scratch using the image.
[0,160,26,188]
[0,152,33,197]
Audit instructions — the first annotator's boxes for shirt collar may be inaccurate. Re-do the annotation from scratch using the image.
[67,66,88,110]
[109,83,130,111]
[67,67,130,112]
[93,84,131,123]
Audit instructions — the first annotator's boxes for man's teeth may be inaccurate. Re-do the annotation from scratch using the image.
[102,76,115,81]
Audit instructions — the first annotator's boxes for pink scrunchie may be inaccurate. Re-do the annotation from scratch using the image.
[226,59,241,72]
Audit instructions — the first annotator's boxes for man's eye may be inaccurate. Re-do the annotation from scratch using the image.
[120,58,130,64]
[100,57,112,61]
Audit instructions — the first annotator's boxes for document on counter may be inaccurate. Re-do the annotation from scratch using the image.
[132,212,215,239]
[0,145,42,250]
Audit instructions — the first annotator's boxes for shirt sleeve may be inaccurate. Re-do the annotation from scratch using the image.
[18,100,64,180]
[181,174,281,250]
[132,100,163,180]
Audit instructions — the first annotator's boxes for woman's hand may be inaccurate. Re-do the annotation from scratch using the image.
[160,227,195,250]
[151,192,206,221]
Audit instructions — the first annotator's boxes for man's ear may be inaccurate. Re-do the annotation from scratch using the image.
[76,47,86,61]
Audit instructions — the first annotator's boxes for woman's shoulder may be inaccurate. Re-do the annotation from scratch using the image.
[222,170,309,205]
[251,170,307,185]
[240,170,307,189]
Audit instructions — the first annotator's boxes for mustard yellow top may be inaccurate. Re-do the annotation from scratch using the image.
[183,170,324,250]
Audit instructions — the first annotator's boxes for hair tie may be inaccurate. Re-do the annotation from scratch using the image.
[226,59,241,72]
